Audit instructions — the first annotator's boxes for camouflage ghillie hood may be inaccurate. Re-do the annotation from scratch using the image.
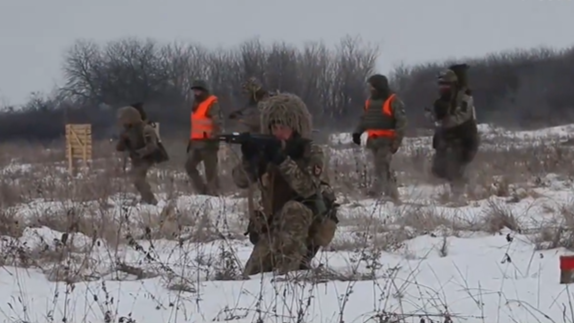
[242,77,263,95]
[117,106,143,126]
[259,93,312,139]
[130,102,147,121]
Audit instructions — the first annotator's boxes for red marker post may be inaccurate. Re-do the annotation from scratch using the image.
[560,256,574,284]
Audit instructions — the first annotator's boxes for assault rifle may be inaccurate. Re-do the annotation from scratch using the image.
[210,132,311,156]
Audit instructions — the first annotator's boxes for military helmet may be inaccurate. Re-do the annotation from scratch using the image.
[242,77,263,94]
[437,69,458,84]
[259,93,312,139]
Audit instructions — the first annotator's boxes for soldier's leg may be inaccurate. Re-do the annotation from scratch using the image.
[299,243,321,270]
[368,147,383,196]
[271,201,313,274]
[370,146,398,200]
[446,143,469,197]
[431,148,449,180]
[243,234,275,276]
[299,215,338,269]
[184,149,207,194]
[131,162,157,205]
[383,149,400,202]
[203,147,220,196]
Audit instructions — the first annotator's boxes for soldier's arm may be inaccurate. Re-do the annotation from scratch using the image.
[433,99,449,120]
[135,126,159,157]
[207,101,224,136]
[277,143,323,198]
[116,140,127,152]
[455,93,473,116]
[115,132,129,152]
[392,98,407,146]
[231,159,257,189]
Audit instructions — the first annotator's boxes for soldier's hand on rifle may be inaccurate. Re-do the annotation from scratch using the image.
[264,139,286,165]
[284,138,307,159]
[240,141,259,159]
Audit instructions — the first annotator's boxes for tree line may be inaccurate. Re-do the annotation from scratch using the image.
[0,36,572,142]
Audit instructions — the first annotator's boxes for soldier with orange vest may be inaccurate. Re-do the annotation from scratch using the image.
[352,74,407,201]
[185,80,223,196]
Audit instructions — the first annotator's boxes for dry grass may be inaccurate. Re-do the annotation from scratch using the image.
[0,132,573,281]
[0,132,573,323]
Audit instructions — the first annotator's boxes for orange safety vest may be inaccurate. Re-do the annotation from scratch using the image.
[364,93,396,138]
[190,95,218,139]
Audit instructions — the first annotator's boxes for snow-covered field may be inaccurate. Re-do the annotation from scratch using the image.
[1,123,574,323]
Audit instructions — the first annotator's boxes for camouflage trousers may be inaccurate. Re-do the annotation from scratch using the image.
[431,138,477,195]
[130,160,157,205]
[368,145,399,200]
[185,147,220,195]
[243,201,313,276]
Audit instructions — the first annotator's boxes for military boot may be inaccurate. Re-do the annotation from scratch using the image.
[299,244,320,270]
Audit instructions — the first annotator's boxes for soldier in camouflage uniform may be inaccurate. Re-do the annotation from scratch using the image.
[130,102,169,162]
[428,64,479,198]
[185,80,223,196]
[352,74,407,202]
[232,93,338,276]
[229,77,273,133]
[116,106,163,205]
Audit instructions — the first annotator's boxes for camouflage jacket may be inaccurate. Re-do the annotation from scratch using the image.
[116,123,159,164]
[434,88,476,129]
[354,94,407,148]
[231,141,325,216]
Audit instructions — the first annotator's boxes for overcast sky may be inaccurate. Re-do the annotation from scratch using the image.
[0,0,572,105]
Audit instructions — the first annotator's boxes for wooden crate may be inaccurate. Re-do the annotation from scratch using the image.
[65,124,92,174]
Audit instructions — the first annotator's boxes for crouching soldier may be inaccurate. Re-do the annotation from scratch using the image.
[427,64,479,199]
[116,106,165,205]
[232,93,338,276]
[352,74,407,202]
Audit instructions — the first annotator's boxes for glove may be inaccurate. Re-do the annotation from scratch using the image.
[284,138,307,159]
[352,133,361,146]
[264,139,286,165]
[240,141,259,159]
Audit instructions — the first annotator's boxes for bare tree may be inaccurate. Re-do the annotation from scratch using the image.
[1,37,573,142]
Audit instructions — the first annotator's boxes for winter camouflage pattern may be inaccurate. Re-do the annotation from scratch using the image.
[368,144,400,200]
[354,74,406,200]
[231,93,336,275]
[436,89,476,129]
[431,64,480,198]
[115,106,160,205]
[185,80,223,195]
[229,77,273,133]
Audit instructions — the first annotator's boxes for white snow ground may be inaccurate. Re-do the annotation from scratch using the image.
[1,123,574,323]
